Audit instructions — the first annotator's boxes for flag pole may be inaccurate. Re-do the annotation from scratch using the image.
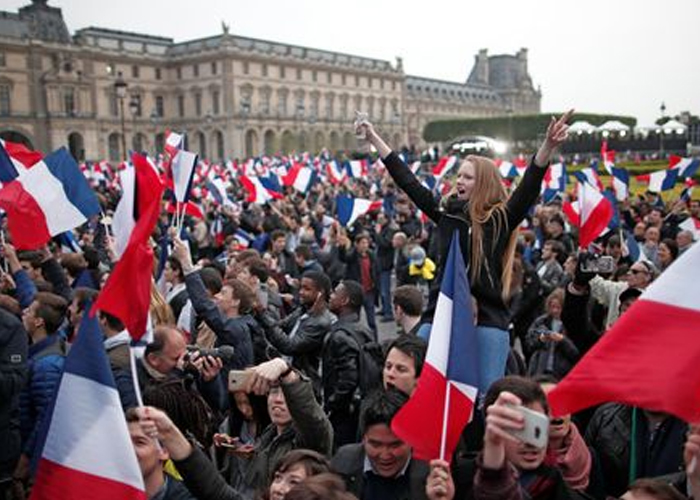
[0,229,8,273]
[439,381,452,461]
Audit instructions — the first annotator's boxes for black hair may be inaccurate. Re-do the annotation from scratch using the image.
[385,334,427,377]
[200,267,223,295]
[294,244,313,261]
[100,310,125,332]
[483,375,550,415]
[166,255,185,281]
[245,257,270,283]
[339,280,363,312]
[302,270,332,302]
[360,388,409,435]
[34,292,68,334]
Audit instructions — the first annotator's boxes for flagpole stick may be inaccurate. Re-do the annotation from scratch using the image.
[129,344,145,408]
[439,382,452,462]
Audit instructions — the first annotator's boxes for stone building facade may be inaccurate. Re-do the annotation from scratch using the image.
[0,0,540,161]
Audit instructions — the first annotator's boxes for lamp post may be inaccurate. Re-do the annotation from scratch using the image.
[659,102,667,157]
[129,97,140,152]
[150,109,160,156]
[114,72,128,160]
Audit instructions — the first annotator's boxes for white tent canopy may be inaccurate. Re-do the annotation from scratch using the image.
[661,119,688,133]
[597,120,631,132]
[568,120,597,134]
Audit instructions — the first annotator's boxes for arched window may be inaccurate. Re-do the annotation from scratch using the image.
[68,132,85,161]
[108,133,121,161]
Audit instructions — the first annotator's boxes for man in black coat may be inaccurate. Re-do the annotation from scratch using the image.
[375,215,398,321]
[323,280,374,449]
[0,305,27,498]
[332,388,429,500]
[338,233,380,335]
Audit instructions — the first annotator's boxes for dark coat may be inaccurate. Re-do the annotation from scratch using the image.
[525,314,579,379]
[262,307,333,395]
[20,334,66,460]
[331,443,429,500]
[185,272,254,370]
[174,447,244,500]
[376,224,397,272]
[338,246,380,291]
[0,308,28,477]
[246,378,333,491]
[384,152,546,330]
[321,312,373,414]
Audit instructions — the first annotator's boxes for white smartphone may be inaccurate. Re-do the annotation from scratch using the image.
[228,370,252,393]
[504,403,549,449]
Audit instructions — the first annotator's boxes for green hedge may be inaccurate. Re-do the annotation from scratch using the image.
[424,113,638,143]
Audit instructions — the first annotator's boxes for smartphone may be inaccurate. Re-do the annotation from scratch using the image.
[504,403,549,449]
[228,370,252,393]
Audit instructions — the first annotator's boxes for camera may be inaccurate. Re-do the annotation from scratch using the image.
[183,345,235,365]
[580,255,615,274]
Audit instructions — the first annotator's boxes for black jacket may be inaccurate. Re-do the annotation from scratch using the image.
[262,307,333,395]
[384,152,546,330]
[174,447,244,500]
[185,272,254,370]
[331,443,429,500]
[0,308,28,477]
[584,403,687,497]
[338,246,380,291]
[321,312,373,414]
[376,224,397,271]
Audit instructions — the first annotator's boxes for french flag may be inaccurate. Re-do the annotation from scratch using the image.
[283,163,315,193]
[93,152,164,341]
[335,195,382,227]
[240,175,284,204]
[601,141,615,174]
[668,155,700,178]
[573,167,604,192]
[562,181,614,249]
[610,167,630,201]
[346,159,368,179]
[30,311,146,500]
[205,177,234,207]
[549,242,700,422]
[639,169,679,193]
[679,217,700,240]
[541,162,567,193]
[495,159,518,179]
[0,141,100,250]
[326,160,346,185]
[432,156,458,181]
[392,233,478,461]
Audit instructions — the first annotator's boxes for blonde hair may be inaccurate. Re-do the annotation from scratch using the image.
[150,280,176,326]
[459,155,518,301]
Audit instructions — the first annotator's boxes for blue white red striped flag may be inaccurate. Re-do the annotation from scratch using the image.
[391,232,478,461]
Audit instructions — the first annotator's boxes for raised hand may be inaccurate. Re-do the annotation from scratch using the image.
[426,459,455,500]
[535,109,574,167]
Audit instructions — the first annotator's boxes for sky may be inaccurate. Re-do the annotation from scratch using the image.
[6,0,699,125]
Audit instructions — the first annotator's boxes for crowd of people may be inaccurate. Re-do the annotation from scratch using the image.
[0,111,699,500]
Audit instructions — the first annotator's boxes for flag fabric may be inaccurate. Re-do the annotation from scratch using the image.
[93,152,164,341]
[0,143,100,250]
[601,142,616,174]
[325,160,347,184]
[171,149,198,203]
[679,217,700,240]
[639,169,679,193]
[610,167,630,202]
[432,156,458,181]
[495,159,518,178]
[573,167,604,192]
[111,166,136,259]
[335,195,382,227]
[239,175,284,204]
[346,159,368,179]
[541,162,567,202]
[549,242,700,422]
[30,310,146,500]
[680,181,695,203]
[391,232,478,461]
[282,163,315,193]
[562,181,614,249]
[669,155,700,178]
[622,231,642,262]
[165,199,203,219]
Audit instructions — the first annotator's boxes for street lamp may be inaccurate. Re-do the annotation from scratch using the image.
[659,102,667,157]
[129,96,140,151]
[113,71,128,160]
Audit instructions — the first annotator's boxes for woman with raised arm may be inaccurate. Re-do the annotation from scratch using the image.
[356,111,573,393]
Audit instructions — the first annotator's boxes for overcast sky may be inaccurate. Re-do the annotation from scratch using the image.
[7,0,699,124]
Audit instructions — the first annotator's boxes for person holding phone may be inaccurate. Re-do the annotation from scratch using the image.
[463,376,587,500]
[356,111,573,394]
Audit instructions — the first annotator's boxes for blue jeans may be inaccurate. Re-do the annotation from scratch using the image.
[379,270,393,319]
[475,326,510,396]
